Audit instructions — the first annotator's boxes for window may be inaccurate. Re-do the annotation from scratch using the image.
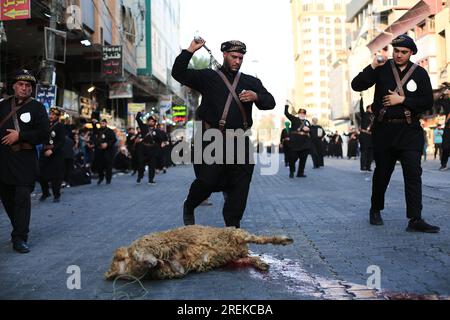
[320,60,326,66]
[321,91,328,98]
[317,3,324,10]
[320,70,326,77]
[334,4,341,11]
[383,0,398,6]
[335,39,342,46]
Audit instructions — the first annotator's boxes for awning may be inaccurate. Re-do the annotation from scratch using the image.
[367,0,441,54]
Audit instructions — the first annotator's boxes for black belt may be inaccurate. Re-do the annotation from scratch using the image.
[10,142,33,152]
[380,118,408,124]
[142,142,156,147]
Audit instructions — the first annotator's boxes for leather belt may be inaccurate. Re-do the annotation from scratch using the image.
[142,142,156,147]
[381,118,408,124]
[291,131,309,136]
[10,142,33,152]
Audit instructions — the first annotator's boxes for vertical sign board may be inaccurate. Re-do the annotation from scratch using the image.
[102,45,123,79]
[172,105,187,124]
[36,84,57,113]
[0,0,31,21]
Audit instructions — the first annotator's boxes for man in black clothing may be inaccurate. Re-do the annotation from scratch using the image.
[135,113,163,184]
[280,122,290,167]
[310,117,325,168]
[126,127,139,175]
[93,119,117,185]
[0,70,49,253]
[284,105,311,178]
[172,39,275,228]
[440,113,450,170]
[351,34,439,233]
[39,107,65,202]
[359,104,374,171]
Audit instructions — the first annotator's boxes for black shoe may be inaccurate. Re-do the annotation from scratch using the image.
[106,180,111,185]
[97,179,103,185]
[13,241,30,254]
[406,218,440,233]
[148,180,156,185]
[439,165,448,171]
[289,173,294,179]
[369,210,384,225]
[53,197,60,203]
[183,200,195,225]
[137,178,142,184]
[297,174,307,178]
[39,194,50,202]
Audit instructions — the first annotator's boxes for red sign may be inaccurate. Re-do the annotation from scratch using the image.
[0,0,31,21]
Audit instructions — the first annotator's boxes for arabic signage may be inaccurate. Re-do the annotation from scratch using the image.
[109,82,132,99]
[0,0,31,21]
[102,45,123,79]
[127,103,146,114]
[35,84,57,113]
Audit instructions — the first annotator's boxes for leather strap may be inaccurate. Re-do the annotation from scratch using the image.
[378,61,418,123]
[390,60,418,97]
[0,97,32,130]
[215,70,248,131]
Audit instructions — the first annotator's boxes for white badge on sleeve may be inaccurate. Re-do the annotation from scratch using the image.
[20,112,31,123]
[406,80,417,92]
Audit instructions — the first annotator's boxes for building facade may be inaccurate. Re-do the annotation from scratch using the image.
[291,0,350,126]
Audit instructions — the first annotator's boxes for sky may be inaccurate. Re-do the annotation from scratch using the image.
[179,0,295,119]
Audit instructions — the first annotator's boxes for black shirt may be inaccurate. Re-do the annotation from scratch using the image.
[172,50,275,129]
[351,60,433,119]
[0,97,49,185]
[351,60,433,151]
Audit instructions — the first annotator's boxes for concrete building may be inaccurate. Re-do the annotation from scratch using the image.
[290,0,350,126]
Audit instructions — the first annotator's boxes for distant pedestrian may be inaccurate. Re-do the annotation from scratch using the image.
[433,125,443,160]
[39,107,65,203]
[93,119,117,185]
[284,103,311,178]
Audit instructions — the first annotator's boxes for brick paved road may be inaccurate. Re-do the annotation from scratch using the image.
[0,156,448,300]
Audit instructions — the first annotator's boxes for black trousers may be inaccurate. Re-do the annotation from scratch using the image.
[441,145,450,167]
[289,150,309,175]
[310,140,324,167]
[39,178,62,198]
[360,148,373,170]
[138,155,156,182]
[97,155,113,183]
[0,181,33,242]
[371,149,422,219]
[434,143,442,159]
[186,163,254,227]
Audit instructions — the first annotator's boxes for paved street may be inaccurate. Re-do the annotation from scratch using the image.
[0,155,449,300]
